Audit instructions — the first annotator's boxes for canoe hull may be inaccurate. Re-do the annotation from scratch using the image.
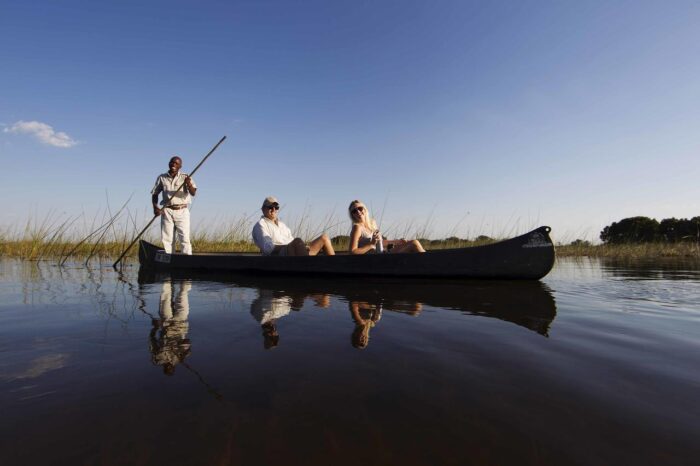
[138,226,555,280]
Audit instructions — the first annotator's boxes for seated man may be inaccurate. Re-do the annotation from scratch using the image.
[252,196,335,256]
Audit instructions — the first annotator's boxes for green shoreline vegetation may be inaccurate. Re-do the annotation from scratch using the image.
[1,215,698,261]
[2,233,698,262]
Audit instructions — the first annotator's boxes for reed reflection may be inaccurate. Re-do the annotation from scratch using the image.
[599,257,700,280]
[149,279,192,375]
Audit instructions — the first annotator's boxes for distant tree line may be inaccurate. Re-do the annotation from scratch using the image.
[600,216,700,244]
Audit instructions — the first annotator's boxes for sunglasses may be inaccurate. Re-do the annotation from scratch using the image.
[351,206,365,214]
[265,204,280,211]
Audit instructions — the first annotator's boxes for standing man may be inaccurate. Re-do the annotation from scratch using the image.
[252,196,335,256]
[151,156,197,254]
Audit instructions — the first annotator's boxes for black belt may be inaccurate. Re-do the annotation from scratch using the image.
[165,204,188,210]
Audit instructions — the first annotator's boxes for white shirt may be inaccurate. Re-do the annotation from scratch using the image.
[252,216,295,255]
[250,290,292,324]
[151,172,197,206]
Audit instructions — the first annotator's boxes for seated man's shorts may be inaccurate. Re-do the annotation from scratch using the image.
[270,243,291,256]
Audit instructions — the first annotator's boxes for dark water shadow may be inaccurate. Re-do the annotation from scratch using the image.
[138,268,557,337]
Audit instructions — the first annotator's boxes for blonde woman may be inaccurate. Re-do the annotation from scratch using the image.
[348,200,426,254]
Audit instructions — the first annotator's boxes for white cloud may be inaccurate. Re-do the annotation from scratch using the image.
[4,120,78,148]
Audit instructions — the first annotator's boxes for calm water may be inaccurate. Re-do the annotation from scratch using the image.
[1,258,698,465]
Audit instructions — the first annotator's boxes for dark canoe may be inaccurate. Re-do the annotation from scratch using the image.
[138,226,555,279]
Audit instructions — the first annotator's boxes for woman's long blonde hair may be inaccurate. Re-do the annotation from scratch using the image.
[348,200,377,230]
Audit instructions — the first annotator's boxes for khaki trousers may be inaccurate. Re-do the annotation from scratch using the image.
[161,208,192,254]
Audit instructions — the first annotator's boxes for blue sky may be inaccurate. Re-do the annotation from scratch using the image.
[2,0,699,242]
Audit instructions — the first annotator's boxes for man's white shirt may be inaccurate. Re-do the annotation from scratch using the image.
[250,290,292,324]
[252,217,295,255]
[151,172,196,206]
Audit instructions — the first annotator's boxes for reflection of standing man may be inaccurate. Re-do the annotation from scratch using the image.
[151,156,197,254]
[149,280,192,375]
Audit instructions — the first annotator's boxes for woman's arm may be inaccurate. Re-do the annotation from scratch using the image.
[350,302,362,323]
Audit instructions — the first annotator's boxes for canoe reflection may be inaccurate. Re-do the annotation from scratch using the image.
[149,279,192,375]
[139,269,557,337]
[234,276,556,337]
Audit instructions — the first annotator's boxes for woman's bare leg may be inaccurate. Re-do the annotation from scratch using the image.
[390,239,425,254]
[411,239,426,253]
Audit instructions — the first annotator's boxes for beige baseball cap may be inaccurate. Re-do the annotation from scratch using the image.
[262,196,279,207]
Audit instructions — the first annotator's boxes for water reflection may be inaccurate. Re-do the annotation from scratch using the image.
[250,289,332,349]
[247,275,556,337]
[149,280,192,375]
[6,260,700,465]
[599,257,700,280]
[349,301,382,349]
[250,289,289,349]
[138,269,557,337]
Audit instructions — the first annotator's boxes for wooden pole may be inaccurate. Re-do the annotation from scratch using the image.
[112,135,227,268]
